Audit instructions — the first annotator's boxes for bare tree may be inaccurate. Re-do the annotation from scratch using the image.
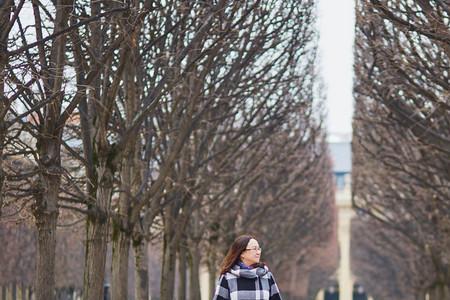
[2,2,77,299]
[351,217,433,300]
[354,0,450,298]
[2,1,129,298]
[1,2,337,300]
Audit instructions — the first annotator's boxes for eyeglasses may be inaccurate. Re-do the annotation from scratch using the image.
[245,247,262,251]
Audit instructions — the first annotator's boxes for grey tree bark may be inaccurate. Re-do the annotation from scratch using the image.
[207,254,218,299]
[160,202,180,300]
[178,243,187,300]
[83,163,113,300]
[428,283,450,300]
[133,239,149,300]
[111,12,141,297]
[188,245,201,300]
[111,228,130,300]
[81,1,127,298]
[34,171,59,300]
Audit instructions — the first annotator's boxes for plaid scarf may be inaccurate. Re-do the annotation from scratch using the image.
[212,264,282,300]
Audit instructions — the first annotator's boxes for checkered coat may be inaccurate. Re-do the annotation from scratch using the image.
[212,264,282,300]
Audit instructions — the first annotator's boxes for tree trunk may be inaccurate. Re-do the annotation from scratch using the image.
[34,171,60,300]
[111,228,130,300]
[83,217,109,300]
[20,283,26,300]
[415,289,426,300]
[34,0,72,295]
[111,161,131,300]
[428,283,450,300]
[33,134,61,300]
[83,165,113,300]
[110,9,141,298]
[207,253,218,299]
[160,234,177,300]
[133,239,149,300]
[178,245,187,300]
[160,207,178,300]
[188,245,201,300]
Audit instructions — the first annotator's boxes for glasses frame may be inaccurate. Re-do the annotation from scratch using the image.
[244,247,262,251]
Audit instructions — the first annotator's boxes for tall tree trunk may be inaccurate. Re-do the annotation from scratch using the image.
[111,229,130,300]
[188,245,201,300]
[83,164,113,300]
[207,252,218,299]
[83,217,109,300]
[110,18,140,296]
[178,244,187,300]
[81,0,107,298]
[415,289,426,300]
[35,225,56,299]
[111,157,132,300]
[133,239,149,300]
[428,283,450,300]
[34,0,72,295]
[160,234,177,300]
[34,172,60,300]
[187,208,202,300]
[160,206,178,300]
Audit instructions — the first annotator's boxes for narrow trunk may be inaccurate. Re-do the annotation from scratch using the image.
[20,283,26,300]
[178,246,187,300]
[34,0,71,296]
[207,253,218,299]
[111,229,130,300]
[11,283,16,300]
[81,2,106,296]
[83,217,109,300]
[133,239,149,300]
[160,210,178,300]
[415,289,426,300]
[428,283,450,300]
[34,171,60,300]
[35,211,58,300]
[83,166,113,300]
[160,236,177,300]
[111,153,133,300]
[110,11,141,298]
[188,245,201,300]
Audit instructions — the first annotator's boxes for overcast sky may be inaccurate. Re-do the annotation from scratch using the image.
[317,0,355,138]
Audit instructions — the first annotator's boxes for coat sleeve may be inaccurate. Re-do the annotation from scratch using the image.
[212,274,230,300]
[269,272,283,300]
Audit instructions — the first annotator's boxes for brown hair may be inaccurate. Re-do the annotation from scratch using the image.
[219,234,264,274]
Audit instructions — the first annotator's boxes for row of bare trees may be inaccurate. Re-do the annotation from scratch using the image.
[352,0,450,299]
[0,1,337,300]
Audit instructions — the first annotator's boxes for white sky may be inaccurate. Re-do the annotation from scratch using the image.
[317,0,355,138]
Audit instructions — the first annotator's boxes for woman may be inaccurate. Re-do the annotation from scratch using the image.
[212,234,282,300]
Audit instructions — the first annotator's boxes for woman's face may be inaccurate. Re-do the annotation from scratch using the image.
[240,238,261,265]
